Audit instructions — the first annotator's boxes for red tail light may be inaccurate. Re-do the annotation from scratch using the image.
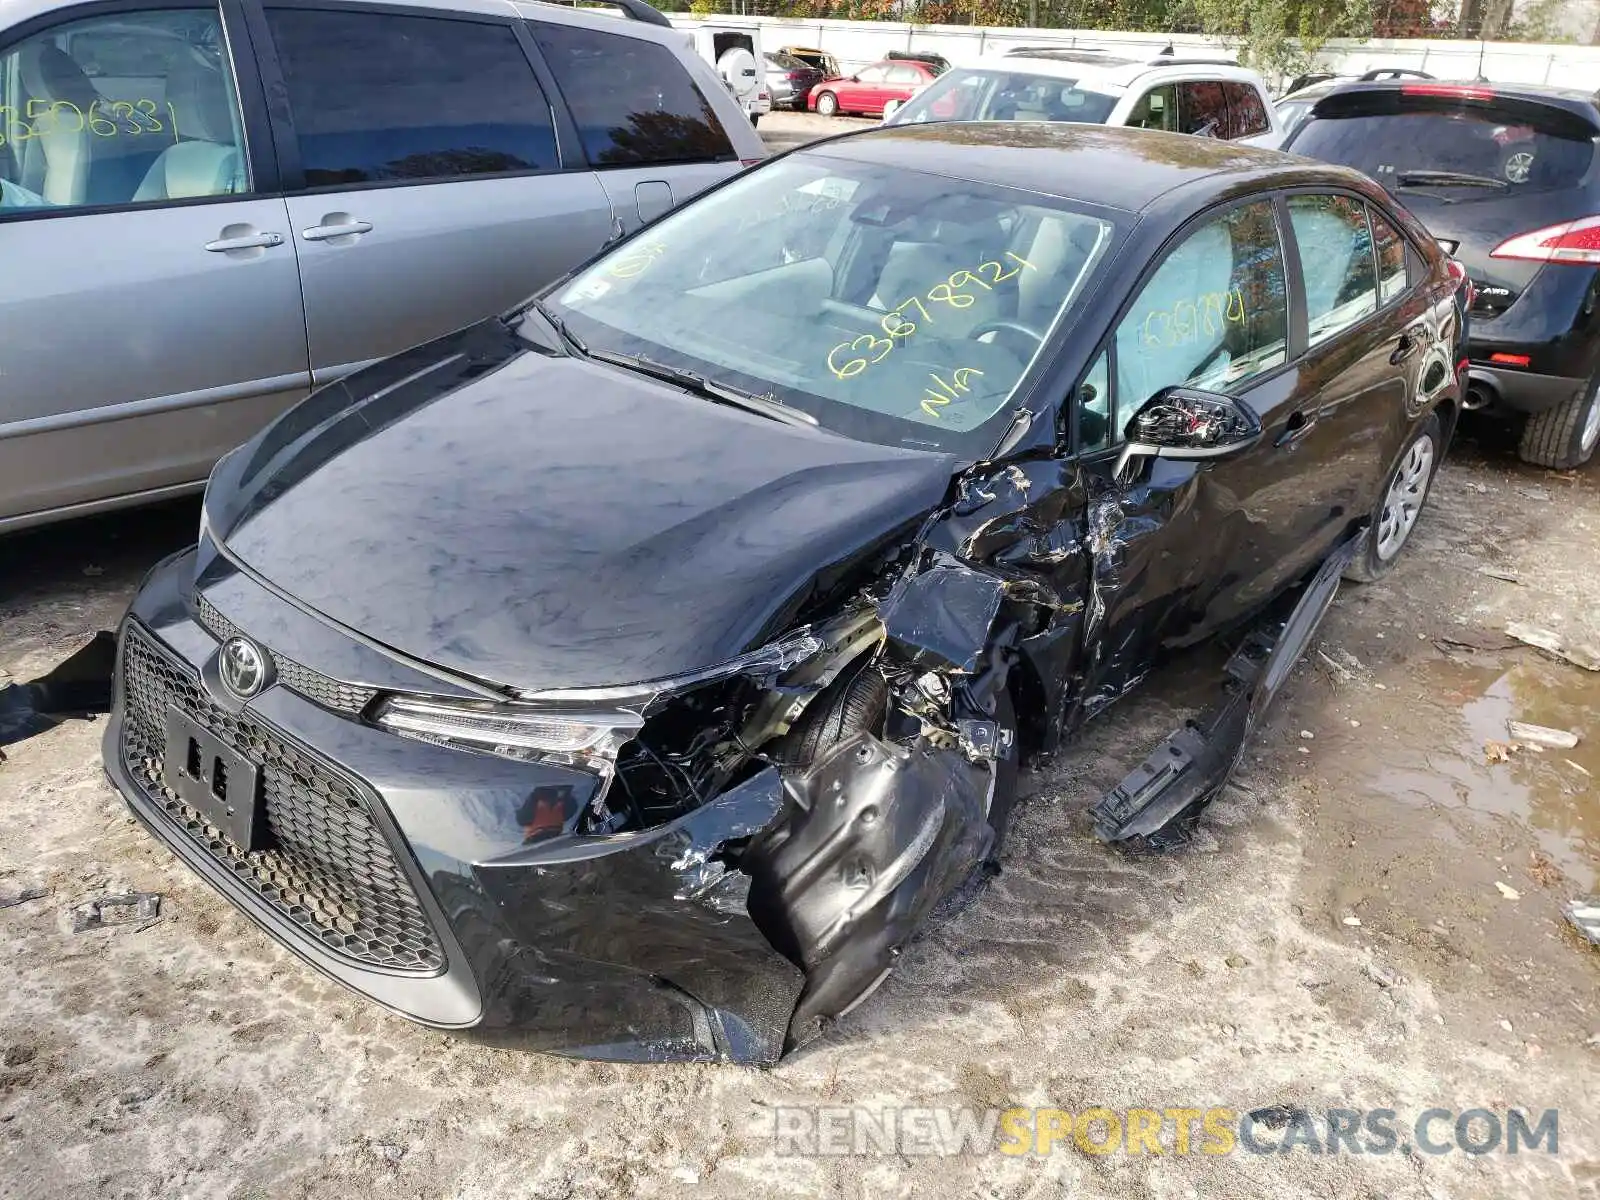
[1490,216,1600,265]
[1445,257,1475,307]
[1489,353,1532,367]
[1402,82,1495,101]
[787,70,805,80]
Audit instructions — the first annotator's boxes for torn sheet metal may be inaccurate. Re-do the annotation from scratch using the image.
[1565,896,1600,947]
[878,560,1006,675]
[0,631,117,747]
[72,892,162,933]
[1090,534,1361,848]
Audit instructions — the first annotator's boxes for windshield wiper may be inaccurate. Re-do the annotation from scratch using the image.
[530,298,588,357]
[587,349,819,429]
[1396,169,1508,190]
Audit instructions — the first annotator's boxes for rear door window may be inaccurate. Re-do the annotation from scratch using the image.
[265,8,558,186]
[533,23,734,167]
[1290,103,1595,192]
[1178,81,1227,138]
[1287,193,1378,345]
[1368,205,1412,303]
[1221,81,1270,138]
[885,64,923,85]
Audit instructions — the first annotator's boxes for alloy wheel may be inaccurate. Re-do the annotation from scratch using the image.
[1375,436,1435,561]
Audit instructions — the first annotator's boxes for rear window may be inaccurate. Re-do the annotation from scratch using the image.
[533,23,734,167]
[1291,106,1595,192]
[890,68,1119,127]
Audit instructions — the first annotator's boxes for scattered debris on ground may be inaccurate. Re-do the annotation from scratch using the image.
[70,893,162,934]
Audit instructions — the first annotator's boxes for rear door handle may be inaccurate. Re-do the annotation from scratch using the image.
[205,231,284,252]
[1275,409,1319,448]
[301,219,373,242]
[1391,324,1429,364]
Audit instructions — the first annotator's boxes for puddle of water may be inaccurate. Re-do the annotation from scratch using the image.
[1373,656,1599,890]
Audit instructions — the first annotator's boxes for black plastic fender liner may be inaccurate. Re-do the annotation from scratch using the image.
[1089,532,1363,846]
[0,630,117,747]
[743,731,994,1046]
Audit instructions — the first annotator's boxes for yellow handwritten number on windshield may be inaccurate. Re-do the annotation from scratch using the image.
[919,367,985,419]
[827,333,896,379]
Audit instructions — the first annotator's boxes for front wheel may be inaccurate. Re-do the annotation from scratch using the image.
[1519,372,1600,469]
[1345,413,1441,583]
[815,90,839,117]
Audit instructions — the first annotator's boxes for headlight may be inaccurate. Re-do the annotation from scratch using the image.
[373,696,644,767]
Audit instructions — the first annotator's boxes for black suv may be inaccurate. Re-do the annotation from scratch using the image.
[1286,80,1600,468]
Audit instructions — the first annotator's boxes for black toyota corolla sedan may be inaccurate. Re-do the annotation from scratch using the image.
[103,123,1466,1065]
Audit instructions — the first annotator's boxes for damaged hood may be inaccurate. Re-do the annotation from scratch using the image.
[208,322,957,692]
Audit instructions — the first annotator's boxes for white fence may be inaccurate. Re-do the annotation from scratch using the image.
[670,14,1600,93]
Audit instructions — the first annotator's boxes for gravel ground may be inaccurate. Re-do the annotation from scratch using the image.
[1,117,1598,1195]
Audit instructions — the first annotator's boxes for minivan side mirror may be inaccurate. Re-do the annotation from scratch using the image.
[1114,386,1262,479]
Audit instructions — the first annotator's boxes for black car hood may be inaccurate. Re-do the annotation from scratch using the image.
[209,322,958,692]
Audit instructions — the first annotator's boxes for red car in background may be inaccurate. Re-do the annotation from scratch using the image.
[809,57,939,118]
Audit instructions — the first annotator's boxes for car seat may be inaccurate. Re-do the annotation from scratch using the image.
[872,211,1018,339]
[17,43,103,205]
[133,51,244,201]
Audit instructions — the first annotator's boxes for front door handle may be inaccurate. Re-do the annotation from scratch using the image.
[301,218,373,242]
[1274,409,1319,448]
[205,231,284,252]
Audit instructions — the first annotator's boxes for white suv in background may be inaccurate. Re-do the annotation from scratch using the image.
[884,47,1282,147]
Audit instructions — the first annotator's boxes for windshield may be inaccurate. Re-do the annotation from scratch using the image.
[535,155,1122,454]
[1291,109,1595,192]
[888,68,1120,127]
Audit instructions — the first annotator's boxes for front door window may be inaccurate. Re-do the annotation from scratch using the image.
[0,7,248,212]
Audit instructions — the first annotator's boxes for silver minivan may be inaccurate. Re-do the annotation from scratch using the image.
[0,0,762,533]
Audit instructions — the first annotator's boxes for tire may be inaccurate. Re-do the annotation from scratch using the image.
[1518,373,1600,469]
[778,660,887,766]
[749,113,761,128]
[815,90,839,117]
[1345,413,1442,583]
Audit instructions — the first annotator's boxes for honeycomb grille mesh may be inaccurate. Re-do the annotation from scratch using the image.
[119,622,444,974]
[194,597,377,716]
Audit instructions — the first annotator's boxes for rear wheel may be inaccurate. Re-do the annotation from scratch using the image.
[1346,414,1441,583]
[815,90,839,117]
[1518,372,1600,469]
[749,113,761,128]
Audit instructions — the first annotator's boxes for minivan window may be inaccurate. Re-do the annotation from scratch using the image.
[1291,108,1595,192]
[542,156,1122,454]
[1287,193,1378,346]
[891,68,1119,126]
[0,8,248,212]
[533,24,734,167]
[265,9,557,187]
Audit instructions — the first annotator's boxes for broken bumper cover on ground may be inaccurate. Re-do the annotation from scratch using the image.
[100,550,993,1064]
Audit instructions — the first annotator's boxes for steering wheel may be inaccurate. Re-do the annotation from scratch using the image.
[970,319,1047,357]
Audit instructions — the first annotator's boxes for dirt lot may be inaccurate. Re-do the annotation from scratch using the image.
[1,117,1598,1197]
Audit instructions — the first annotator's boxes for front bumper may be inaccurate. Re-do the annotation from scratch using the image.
[102,548,807,1062]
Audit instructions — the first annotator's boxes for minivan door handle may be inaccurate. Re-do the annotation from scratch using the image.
[301,216,373,242]
[1274,409,1319,448]
[204,230,284,253]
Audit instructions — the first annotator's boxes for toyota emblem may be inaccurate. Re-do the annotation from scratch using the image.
[219,636,268,699]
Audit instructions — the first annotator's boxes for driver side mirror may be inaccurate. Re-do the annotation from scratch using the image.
[1113,386,1262,480]
[848,74,860,82]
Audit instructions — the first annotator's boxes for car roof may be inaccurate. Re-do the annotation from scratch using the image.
[804,122,1370,214]
[4,0,684,40]
[950,50,1264,94]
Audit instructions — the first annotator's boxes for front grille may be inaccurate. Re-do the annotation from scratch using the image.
[195,596,377,716]
[119,621,444,974]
